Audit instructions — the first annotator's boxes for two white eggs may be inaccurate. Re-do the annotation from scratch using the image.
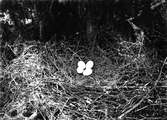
[77,60,94,76]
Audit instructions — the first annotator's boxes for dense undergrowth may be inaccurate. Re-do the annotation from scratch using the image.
[1,0,167,120]
[0,26,166,120]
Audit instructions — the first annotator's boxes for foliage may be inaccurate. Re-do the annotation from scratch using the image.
[0,0,167,120]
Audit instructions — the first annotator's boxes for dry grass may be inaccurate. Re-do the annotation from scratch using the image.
[1,24,165,120]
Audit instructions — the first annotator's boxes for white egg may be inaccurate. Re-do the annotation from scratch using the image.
[86,60,94,69]
[83,68,93,76]
[77,61,86,68]
[77,67,85,74]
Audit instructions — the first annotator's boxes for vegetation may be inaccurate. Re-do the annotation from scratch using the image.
[0,0,167,120]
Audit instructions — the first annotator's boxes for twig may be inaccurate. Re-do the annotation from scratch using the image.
[118,96,144,120]
[153,57,167,88]
[49,0,54,13]
[151,0,166,10]
[118,57,167,119]
[39,21,43,40]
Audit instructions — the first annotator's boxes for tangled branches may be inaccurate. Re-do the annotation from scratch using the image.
[1,1,167,120]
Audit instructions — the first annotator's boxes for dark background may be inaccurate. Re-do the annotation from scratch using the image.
[0,0,167,58]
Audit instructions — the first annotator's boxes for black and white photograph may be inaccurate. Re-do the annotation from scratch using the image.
[0,0,167,120]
